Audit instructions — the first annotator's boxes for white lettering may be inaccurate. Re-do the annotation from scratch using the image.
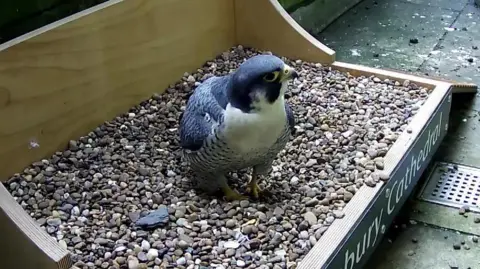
[410,154,417,180]
[421,133,430,162]
[417,149,424,170]
[432,125,439,145]
[387,181,397,214]
[345,249,355,269]
[396,177,404,203]
[343,209,384,269]
[341,111,445,269]
[367,221,374,248]
[404,166,410,191]
[424,128,432,162]
[372,209,383,246]
[356,234,367,261]
[398,112,444,207]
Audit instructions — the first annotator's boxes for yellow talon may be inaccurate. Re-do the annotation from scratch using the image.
[247,181,262,199]
[221,185,248,201]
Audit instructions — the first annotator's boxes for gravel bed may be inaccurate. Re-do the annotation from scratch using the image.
[5,46,430,269]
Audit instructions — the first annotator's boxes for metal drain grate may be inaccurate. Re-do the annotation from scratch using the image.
[418,162,480,213]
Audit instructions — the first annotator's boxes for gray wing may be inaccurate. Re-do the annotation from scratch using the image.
[285,102,296,135]
[179,76,230,151]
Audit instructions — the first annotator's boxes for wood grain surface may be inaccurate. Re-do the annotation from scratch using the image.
[0,0,235,181]
[0,183,72,269]
[234,0,336,64]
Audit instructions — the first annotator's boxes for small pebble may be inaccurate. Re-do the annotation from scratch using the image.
[176,257,186,266]
[236,260,246,267]
[472,236,478,243]
[147,249,158,261]
[128,257,140,269]
[449,262,459,269]
[459,205,469,215]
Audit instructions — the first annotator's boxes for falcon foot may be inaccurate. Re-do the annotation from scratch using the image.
[221,185,248,201]
[246,181,263,199]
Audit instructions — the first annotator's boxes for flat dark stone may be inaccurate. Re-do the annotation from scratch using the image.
[135,205,169,229]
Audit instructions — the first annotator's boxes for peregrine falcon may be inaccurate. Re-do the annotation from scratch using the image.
[178,54,298,201]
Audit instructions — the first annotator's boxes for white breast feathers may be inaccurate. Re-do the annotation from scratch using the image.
[223,97,287,153]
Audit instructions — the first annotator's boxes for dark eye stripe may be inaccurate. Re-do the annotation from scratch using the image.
[264,73,276,81]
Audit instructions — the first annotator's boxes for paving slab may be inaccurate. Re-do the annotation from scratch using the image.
[418,4,480,168]
[420,5,480,82]
[411,201,480,236]
[401,0,469,11]
[366,223,480,269]
[332,47,424,71]
[317,0,459,68]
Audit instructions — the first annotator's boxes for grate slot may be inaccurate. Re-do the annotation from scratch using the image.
[418,162,480,213]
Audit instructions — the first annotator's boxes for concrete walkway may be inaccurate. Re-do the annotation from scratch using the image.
[317,0,480,268]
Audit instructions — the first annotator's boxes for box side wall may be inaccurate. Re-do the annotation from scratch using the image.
[234,0,335,64]
[0,0,236,181]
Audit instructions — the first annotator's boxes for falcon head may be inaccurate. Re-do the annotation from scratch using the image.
[227,54,298,113]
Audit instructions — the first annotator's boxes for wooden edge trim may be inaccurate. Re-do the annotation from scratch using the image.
[331,61,442,89]
[265,0,335,56]
[332,61,477,94]
[371,65,478,94]
[0,0,122,52]
[234,0,335,64]
[298,79,451,268]
[0,184,72,269]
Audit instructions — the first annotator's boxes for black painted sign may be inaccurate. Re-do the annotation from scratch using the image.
[325,88,452,269]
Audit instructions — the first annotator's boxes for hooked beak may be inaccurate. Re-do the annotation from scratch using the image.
[279,64,299,82]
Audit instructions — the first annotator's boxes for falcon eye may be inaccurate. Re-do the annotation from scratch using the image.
[263,71,279,82]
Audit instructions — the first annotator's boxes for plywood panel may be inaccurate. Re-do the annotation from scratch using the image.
[234,0,335,64]
[0,0,235,181]
[0,184,72,269]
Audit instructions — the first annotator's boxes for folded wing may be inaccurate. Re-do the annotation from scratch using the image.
[179,76,229,151]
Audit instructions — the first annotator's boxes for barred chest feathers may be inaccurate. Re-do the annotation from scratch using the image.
[222,96,287,154]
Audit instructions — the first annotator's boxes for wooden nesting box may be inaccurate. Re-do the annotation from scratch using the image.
[0,0,477,269]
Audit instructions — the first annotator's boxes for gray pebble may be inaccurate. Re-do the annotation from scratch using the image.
[226,219,237,229]
[333,210,345,219]
[176,257,186,266]
[472,236,479,243]
[305,198,319,207]
[299,231,309,239]
[47,218,61,227]
[304,212,317,226]
[282,222,293,230]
